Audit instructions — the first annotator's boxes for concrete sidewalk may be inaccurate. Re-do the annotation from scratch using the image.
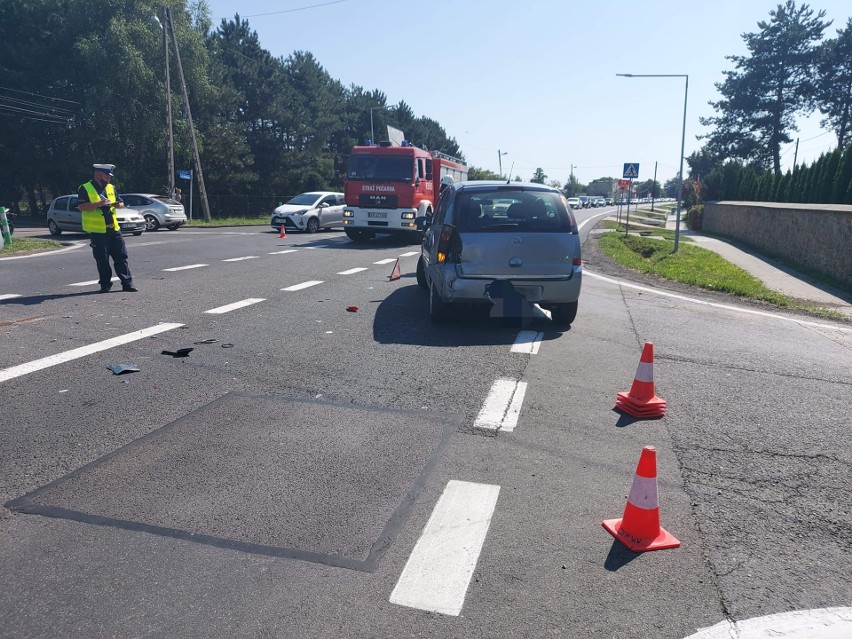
[663,211,852,318]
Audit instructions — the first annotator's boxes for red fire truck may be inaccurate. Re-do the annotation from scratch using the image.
[343,141,467,241]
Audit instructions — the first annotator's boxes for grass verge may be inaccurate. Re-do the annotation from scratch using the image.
[1,238,62,255]
[186,217,268,227]
[597,232,849,322]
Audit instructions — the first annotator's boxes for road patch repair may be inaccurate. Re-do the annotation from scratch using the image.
[5,393,460,572]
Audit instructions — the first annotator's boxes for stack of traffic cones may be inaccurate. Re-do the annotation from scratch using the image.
[615,342,666,418]
[602,446,680,552]
[278,225,287,239]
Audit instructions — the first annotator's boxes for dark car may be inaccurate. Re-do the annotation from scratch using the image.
[415,181,582,325]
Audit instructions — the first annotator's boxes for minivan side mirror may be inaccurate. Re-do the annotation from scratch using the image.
[415,216,430,231]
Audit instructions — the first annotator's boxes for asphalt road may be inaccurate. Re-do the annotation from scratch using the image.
[1,220,850,638]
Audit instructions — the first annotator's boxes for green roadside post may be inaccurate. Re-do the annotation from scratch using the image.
[0,207,12,247]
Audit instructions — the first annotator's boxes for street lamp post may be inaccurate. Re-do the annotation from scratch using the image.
[369,105,390,145]
[616,73,688,251]
[498,150,508,177]
[569,164,577,196]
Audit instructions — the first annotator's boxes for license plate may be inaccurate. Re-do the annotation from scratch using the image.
[368,211,387,219]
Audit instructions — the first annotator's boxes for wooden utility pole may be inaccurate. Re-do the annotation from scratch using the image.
[165,8,211,221]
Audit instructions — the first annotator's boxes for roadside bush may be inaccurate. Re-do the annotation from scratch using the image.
[687,204,704,230]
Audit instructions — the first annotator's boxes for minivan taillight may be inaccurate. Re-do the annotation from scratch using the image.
[436,224,461,264]
[572,258,583,266]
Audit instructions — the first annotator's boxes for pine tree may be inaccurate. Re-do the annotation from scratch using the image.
[699,1,830,174]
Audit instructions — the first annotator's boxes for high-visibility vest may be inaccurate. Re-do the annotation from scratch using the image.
[80,181,119,233]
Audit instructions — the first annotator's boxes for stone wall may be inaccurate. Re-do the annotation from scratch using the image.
[703,201,852,286]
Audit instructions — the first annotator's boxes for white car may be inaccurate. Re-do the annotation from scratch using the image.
[566,197,581,210]
[270,191,345,233]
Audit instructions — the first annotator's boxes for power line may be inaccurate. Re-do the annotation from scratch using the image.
[0,85,79,105]
[242,0,348,18]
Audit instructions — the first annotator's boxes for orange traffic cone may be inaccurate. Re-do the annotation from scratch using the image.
[387,258,401,281]
[602,446,680,552]
[278,225,287,239]
[615,341,666,418]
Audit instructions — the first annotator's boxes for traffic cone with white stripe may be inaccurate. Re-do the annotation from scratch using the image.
[602,446,680,552]
[615,341,667,418]
[278,225,287,239]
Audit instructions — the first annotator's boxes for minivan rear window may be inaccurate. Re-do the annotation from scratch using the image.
[454,191,575,233]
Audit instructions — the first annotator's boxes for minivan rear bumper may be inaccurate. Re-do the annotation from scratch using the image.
[437,265,582,304]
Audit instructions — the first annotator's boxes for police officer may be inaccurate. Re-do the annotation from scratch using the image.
[78,163,137,293]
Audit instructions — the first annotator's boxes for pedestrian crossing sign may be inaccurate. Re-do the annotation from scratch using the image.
[623,163,639,179]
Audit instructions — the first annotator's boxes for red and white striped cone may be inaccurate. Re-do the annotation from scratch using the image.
[615,341,667,418]
[602,446,680,552]
[279,225,287,239]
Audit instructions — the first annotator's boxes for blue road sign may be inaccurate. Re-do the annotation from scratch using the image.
[178,169,192,181]
[623,163,639,179]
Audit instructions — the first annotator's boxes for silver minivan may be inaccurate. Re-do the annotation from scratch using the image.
[416,181,582,325]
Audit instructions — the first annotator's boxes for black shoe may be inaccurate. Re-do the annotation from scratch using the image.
[98,285,112,293]
[122,285,139,292]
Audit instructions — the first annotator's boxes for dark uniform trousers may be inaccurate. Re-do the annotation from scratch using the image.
[89,229,132,287]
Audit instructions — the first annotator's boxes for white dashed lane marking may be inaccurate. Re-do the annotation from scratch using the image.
[398,251,419,257]
[282,280,323,291]
[204,298,266,314]
[162,264,208,272]
[69,277,119,287]
[0,323,184,383]
[373,258,397,265]
[511,330,543,354]
[0,294,22,301]
[268,249,298,255]
[474,379,528,433]
[390,480,500,616]
[222,256,259,262]
[338,267,368,275]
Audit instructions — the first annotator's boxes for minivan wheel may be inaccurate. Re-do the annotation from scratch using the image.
[551,301,578,326]
[47,220,61,236]
[429,281,448,323]
[416,257,428,290]
[305,217,320,233]
[144,214,160,232]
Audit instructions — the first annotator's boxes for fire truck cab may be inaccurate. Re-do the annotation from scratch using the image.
[343,141,467,242]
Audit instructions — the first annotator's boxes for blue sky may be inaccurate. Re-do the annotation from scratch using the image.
[204,0,849,186]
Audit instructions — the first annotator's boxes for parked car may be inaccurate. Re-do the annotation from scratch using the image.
[415,181,582,326]
[270,192,345,233]
[120,193,187,231]
[46,195,145,236]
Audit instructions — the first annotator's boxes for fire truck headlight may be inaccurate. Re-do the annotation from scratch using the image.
[343,209,353,218]
[401,212,415,220]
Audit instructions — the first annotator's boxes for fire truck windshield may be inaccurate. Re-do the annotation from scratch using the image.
[347,155,413,182]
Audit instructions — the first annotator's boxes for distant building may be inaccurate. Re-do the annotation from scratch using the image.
[587,178,615,197]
